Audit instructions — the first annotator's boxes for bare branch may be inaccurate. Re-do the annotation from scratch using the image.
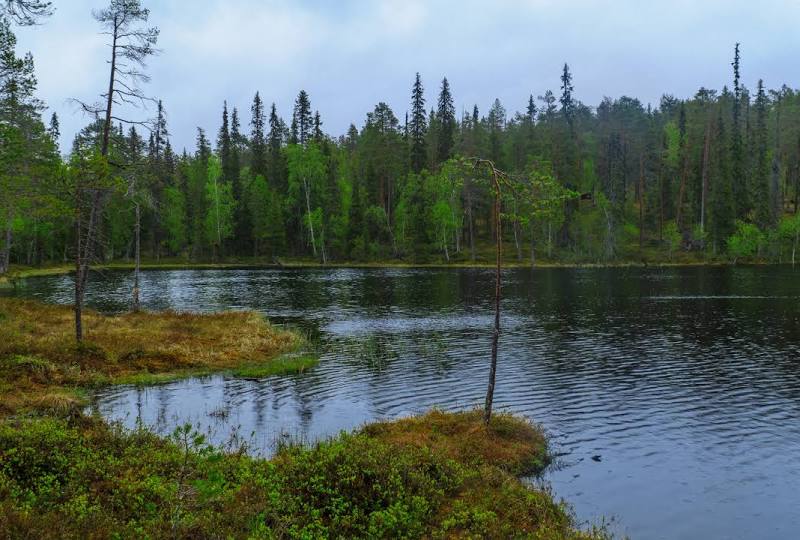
[2,0,53,26]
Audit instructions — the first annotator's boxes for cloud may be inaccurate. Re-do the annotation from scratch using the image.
[12,0,800,152]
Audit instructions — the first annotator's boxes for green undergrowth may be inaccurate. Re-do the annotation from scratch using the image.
[232,354,319,378]
[0,410,607,539]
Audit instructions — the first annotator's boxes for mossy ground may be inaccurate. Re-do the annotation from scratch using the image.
[0,298,302,415]
[0,411,606,539]
[0,298,606,538]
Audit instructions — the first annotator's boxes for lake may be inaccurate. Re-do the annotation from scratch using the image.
[8,266,800,539]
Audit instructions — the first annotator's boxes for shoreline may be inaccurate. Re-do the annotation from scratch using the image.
[2,257,786,287]
[0,297,310,415]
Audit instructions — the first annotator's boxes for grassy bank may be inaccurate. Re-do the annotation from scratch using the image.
[0,298,606,538]
[0,410,605,539]
[0,298,306,415]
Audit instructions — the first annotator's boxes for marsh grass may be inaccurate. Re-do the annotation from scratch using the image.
[232,354,319,378]
[0,298,301,415]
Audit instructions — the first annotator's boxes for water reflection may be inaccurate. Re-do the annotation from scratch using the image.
[8,266,800,539]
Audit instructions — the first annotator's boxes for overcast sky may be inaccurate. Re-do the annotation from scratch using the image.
[13,0,800,152]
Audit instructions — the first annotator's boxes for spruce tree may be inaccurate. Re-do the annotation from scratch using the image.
[219,101,249,254]
[436,77,455,163]
[267,102,285,189]
[292,90,313,145]
[218,101,232,181]
[409,72,427,173]
[487,98,505,165]
[230,108,244,202]
[526,95,537,124]
[711,106,734,249]
[313,110,323,141]
[47,111,59,142]
[560,63,575,130]
[731,43,747,218]
[250,92,266,177]
[754,80,771,228]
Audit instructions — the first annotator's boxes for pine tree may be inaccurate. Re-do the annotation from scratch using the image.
[409,72,427,173]
[436,77,455,163]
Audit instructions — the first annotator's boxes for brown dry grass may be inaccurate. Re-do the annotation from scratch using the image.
[0,298,300,416]
[362,408,549,476]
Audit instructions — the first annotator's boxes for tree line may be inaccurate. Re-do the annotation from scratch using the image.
[4,7,800,275]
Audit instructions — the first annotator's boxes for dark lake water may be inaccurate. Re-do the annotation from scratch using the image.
[8,266,800,539]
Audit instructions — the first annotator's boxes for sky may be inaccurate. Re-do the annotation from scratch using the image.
[12,0,800,152]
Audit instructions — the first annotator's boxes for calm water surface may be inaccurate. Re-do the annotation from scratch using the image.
[8,266,800,539]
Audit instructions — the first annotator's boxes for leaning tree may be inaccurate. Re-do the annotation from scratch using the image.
[470,157,576,424]
[71,0,158,340]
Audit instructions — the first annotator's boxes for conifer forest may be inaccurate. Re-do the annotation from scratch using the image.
[2,2,800,539]
[4,5,800,270]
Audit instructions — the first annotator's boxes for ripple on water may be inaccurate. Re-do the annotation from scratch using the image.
[9,265,800,540]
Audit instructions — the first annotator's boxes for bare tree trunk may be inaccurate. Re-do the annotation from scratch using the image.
[676,139,690,235]
[484,169,502,425]
[638,156,645,254]
[320,226,327,265]
[529,222,536,267]
[0,216,11,274]
[74,184,84,342]
[467,186,476,262]
[700,122,711,241]
[385,210,398,257]
[303,177,317,257]
[658,161,664,242]
[133,203,141,311]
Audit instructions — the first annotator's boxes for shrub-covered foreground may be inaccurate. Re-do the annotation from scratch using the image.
[0,298,304,415]
[0,410,604,539]
[0,299,605,538]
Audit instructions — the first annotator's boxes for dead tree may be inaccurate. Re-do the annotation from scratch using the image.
[71,0,158,340]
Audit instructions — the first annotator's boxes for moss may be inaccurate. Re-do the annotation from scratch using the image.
[363,409,550,476]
